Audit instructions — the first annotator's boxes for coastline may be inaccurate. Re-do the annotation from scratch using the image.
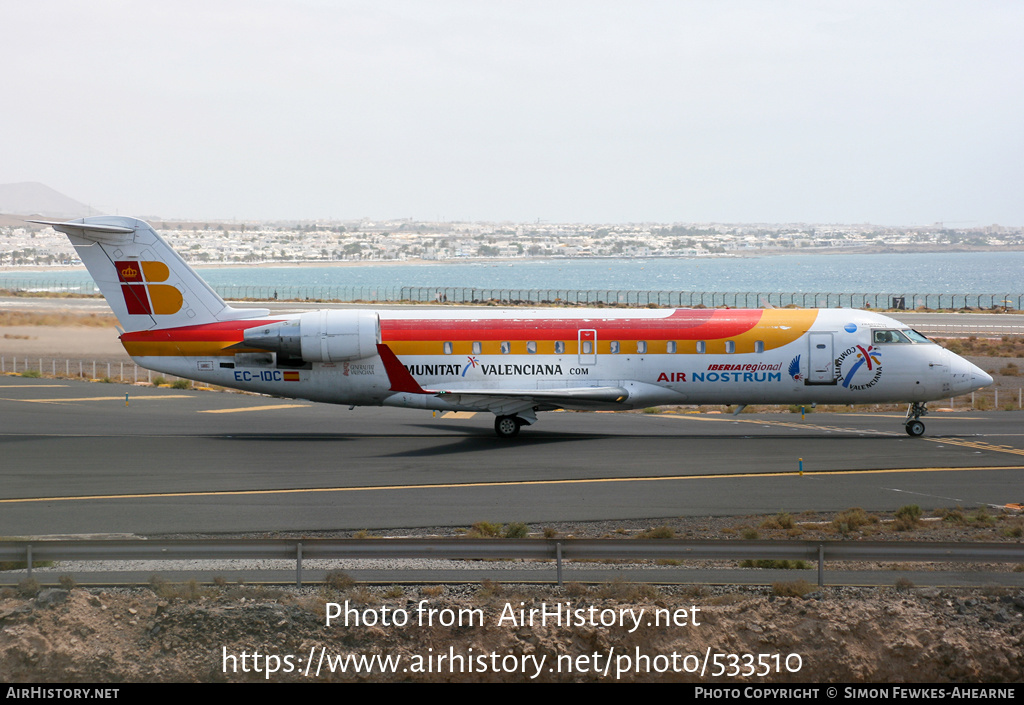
[4,244,1024,273]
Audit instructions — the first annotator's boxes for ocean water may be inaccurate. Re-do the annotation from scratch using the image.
[3,251,1020,294]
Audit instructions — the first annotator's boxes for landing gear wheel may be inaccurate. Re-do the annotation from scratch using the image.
[905,402,928,437]
[495,415,521,439]
[905,420,925,437]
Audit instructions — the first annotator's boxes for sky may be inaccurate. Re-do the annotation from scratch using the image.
[2,1,1022,225]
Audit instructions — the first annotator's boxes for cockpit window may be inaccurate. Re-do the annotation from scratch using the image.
[873,329,911,344]
[904,329,931,343]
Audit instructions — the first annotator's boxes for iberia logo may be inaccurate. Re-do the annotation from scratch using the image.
[837,344,882,390]
[115,261,183,315]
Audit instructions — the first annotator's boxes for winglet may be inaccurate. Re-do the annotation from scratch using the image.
[376,343,429,394]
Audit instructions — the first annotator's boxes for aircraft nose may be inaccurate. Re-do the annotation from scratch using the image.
[948,352,992,392]
[972,364,994,389]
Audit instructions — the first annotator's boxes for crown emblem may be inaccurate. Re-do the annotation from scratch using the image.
[121,265,138,278]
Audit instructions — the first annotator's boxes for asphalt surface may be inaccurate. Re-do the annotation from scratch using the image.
[1,375,1022,537]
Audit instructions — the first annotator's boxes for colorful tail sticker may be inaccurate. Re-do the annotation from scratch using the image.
[115,260,183,315]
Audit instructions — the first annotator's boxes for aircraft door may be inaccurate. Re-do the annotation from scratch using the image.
[578,329,597,365]
[807,332,836,385]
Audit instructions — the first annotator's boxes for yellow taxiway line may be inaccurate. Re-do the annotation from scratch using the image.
[199,404,312,414]
[655,413,1024,458]
[0,395,192,404]
[2,464,1019,505]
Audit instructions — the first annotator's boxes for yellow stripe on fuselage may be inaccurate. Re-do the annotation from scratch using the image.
[387,309,817,357]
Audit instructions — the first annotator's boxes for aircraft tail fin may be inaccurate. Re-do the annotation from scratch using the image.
[30,217,268,332]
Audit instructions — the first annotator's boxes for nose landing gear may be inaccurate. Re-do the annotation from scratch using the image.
[905,402,928,437]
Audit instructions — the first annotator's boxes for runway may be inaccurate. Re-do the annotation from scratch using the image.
[1,376,1021,537]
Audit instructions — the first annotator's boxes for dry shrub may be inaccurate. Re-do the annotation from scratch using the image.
[771,580,815,598]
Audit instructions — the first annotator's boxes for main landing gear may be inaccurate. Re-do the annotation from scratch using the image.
[905,402,928,437]
[494,415,523,439]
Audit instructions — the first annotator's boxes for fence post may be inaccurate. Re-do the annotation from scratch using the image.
[817,545,824,588]
[296,542,303,588]
[556,542,563,587]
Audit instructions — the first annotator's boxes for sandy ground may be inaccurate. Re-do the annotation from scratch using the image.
[1,325,126,362]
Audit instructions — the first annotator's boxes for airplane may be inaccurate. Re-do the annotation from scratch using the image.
[30,216,993,438]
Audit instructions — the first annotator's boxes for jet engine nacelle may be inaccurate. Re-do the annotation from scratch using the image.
[243,310,381,362]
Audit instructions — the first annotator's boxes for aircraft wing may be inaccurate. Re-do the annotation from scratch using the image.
[375,343,628,415]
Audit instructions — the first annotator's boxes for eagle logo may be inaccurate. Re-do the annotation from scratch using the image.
[788,355,803,381]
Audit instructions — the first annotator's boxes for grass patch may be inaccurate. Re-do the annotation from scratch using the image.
[771,580,815,598]
[636,525,675,539]
[465,521,530,538]
[740,559,810,570]
[831,507,878,534]
[477,579,504,598]
[17,578,41,598]
[894,577,915,592]
[503,522,529,539]
[894,504,923,531]
[148,576,206,600]
[760,512,796,530]
[324,570,355,590]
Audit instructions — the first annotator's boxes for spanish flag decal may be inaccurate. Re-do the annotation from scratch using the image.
[283,371,300,382]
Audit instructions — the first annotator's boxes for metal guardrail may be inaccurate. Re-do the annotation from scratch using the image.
[2,277,1022,309]
[3,538,1022,588]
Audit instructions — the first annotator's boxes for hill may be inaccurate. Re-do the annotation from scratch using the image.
[0,182,93,218]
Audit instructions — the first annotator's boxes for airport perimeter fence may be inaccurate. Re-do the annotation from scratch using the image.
[2,538,1024,588]
[2,355,1022,412]
[2,276,1022,310]
[1,356,187,387]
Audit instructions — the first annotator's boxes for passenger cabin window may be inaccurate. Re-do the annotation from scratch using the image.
[610,341,620,354]
[873,329,911,344]
[725,341,735,354]
[500,341,511,354]
[637,341,647,354]
[696,341,706,354]
[526,341,537,354]
[667,341,677,354]
[754,341,764,353]
[581,340,593,354]
[472,341,482,355]
[555,341,565,354]
[443,341,453,355]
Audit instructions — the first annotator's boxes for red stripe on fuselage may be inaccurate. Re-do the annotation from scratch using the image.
[380,309,762,341]
[120,319,285,344]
